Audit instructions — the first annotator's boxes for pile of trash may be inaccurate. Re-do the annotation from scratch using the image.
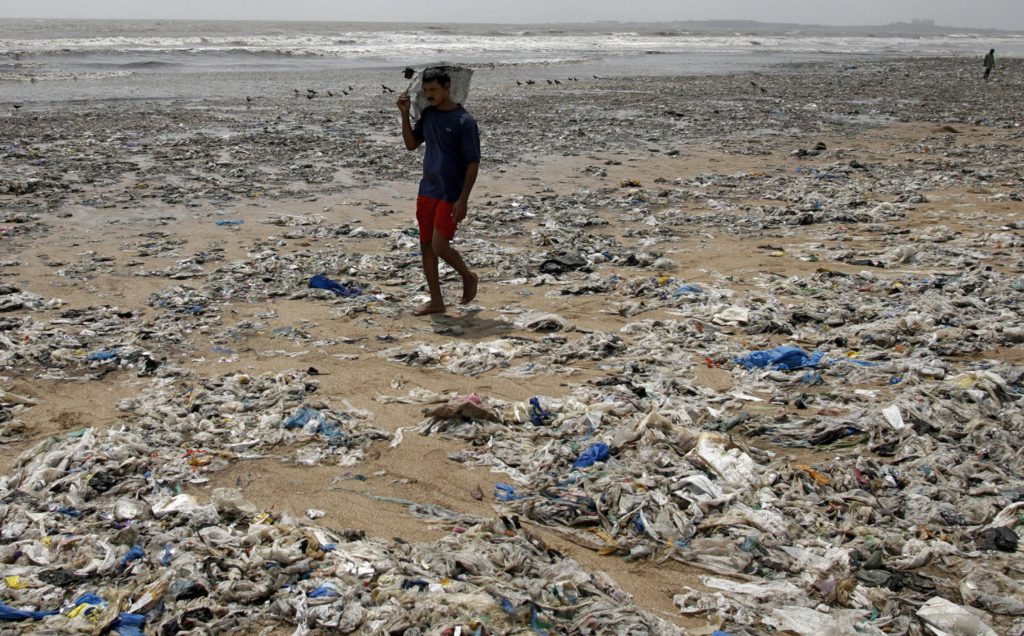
[115,370,389,469]
[389,313,1024,634]
[389,350,1015,630]
[0,423,679,634]
[0,296,176,382]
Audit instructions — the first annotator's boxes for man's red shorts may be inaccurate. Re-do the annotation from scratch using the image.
[416,195,457,243]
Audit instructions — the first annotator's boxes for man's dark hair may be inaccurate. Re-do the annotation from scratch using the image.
[422,67,451,86]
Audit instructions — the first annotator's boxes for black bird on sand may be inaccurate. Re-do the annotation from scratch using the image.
[382,84,395,93]
[516,80,522,86]
[526,80,536,85]
[12,104,22,110]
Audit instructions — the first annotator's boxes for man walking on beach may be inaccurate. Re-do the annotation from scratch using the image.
[397,67,480,316]
[983,49,995,80]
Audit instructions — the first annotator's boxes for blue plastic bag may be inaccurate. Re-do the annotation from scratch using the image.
[283,406,345,442]
[72,593,106,607]
[111,613,146,636]
[309,584,340,598]
[309,274,361,298]
[283,405,320,429]
[734,345,824,371]
[528,397,551,425]
[673,284,703,296]
[119,545,144,570]
[572,442,609,469]
[0,601,58,621]
[494,482,520,502]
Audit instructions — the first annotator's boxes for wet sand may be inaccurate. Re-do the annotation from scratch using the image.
[2,56,1023,631]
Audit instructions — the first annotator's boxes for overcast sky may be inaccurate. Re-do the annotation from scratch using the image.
[4,0,1024,31]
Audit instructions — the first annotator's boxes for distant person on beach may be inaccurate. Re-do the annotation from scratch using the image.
[396,67,480,316]
[983,49,995,80]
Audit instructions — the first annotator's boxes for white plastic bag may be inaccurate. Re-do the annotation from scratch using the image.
[406,64,474,121]
[917,596,997,636]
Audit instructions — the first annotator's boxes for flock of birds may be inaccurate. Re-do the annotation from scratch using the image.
[290,85,358,100]
[515,76,589,85]
[8,77,770,113]
[259,76,595,104]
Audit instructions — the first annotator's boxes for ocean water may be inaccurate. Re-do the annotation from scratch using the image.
[1,19,1022,102]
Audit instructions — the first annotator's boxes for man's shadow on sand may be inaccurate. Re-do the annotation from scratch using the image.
[428,312,515,338]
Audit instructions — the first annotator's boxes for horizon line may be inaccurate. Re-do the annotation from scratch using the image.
[0,16,1022,33]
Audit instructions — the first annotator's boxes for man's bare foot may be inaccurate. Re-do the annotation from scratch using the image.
[460,272,479,305]
[412,302,446,316]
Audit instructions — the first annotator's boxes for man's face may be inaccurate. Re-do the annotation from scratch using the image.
[422,80,451,106]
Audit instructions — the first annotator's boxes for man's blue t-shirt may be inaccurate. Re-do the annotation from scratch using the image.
[412,105,480,203]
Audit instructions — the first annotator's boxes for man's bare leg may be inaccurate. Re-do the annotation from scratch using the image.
[414,242,446,315]
[431,234,477,305]
[460,270,478,305]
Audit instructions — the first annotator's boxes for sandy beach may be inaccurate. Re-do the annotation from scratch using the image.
[2,51,1024,634]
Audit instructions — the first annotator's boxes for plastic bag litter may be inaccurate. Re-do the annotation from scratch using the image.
[539,254,589,274]
[917,596,999,636]
[422,394,502,422]
[1,421,681,634]
[734,345,824,371]
[975,526,1019,552]
[700,576,805,603]
[513,310,571,332]
[959,567,1024,616]
[712,306,750,325]
[687,433,759,487]
[308,274,361,297]
[0,601,59,621]
[572,442,610,469]
[763,606,884,636]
